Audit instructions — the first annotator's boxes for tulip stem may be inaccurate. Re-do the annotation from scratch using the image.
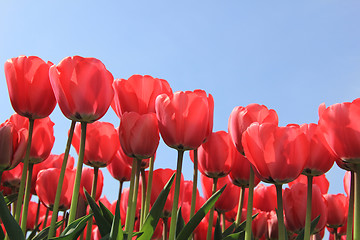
[14,118,34,224]
[346,171,354,240]
[68,122,87,224]
[304,175,313,240]
[206,177,218,240]
[140,168,147,227]
[20,162,34,234]
[144,155,155,219]
[85,166,99,240]
[43,208,50,228]
[245,167,254,240]
[168,149,184,240]
[275,184,285,240]
[163,217,168,240]
[190,149,198,219]
[124,159,137,232]
[35,198,41,227]
[235,186,245,227]
[334,228,339,240]
[354,166,360,240]
[221,212,226,232]
[128,158,141,240]
[118,181,123,206]
[48,120,76,238]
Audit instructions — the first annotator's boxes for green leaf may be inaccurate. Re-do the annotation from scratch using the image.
[295,215,321,240]
[213,216,222,240]
[137,173,175,240]
[109,200,123,240]
[0,225,4,240]
[176,185,226,240]
[27,223,41,240]
[84,189,112,237]
[222,231,244,240]
[176,207,185,238]
[4,193,18,206]
[233,213,258,233]
[222,223,235,238]
[31,220,63,240]
[49,214,92,240]
[99,200,114,224]
[0,192,24,240]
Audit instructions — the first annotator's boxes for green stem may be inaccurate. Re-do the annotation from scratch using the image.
[144,155,155,218]
[235,186,245,227]
[118,181,123,205]
[128,158,141,240]
[35,198,41,227]
[48,120,75,238]
[124,159,137,231]
[221,212,226,233]
[140,168,146,228]
[85,166,99,240]
[245,167,255,240]
[168,149,184,240]
[346,171,354,240]
[14,118,34,223]
[275,184,285,240]
[190,149,198,219]
[304,175,313,240]
[163,217,168,240]
[206,177,218,240]
[354,166,360,239]
[42,208,50,229]
[334,228,338,240]
[20,162,34,234]
[68,122,87,224]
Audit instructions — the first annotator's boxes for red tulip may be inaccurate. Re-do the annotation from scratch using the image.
[300,123,336,176]
[242,123,309,184]
[228,150,260,188]
[201,174,239,213]
[266,211,278,240]
[252,209,268,239]
[253,184,277,212]
[228,103,278,154]
[119,112,159,159]
[181,180,201,210]
[324,193,348,228]
[72,121,120,167]
[79,168,104,202]
[318,100,360,163]
[4,56,56,119]
[36,168,74,211]
[344,171,351,197]
[120,187,142,220]
[0,120,27,171]
[155,90,214,150]
[106,149,132,182]
[288,174,329,194]
[190,131,233,178]
[112,74,172,117]
[283,183,327,234]
[9,114,55,164]
[49,56,114,122]
[2,163,23,189]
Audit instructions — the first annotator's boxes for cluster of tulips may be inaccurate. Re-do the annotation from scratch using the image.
[0,55,358,240]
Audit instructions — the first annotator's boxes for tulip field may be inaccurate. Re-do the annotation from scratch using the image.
[0,55,357,240]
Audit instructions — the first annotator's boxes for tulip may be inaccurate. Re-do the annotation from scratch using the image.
[252,209,268,239]
[112,74,172,117]
[4,56,56,119]
[324,194,348,228]
[288,174,329,194]
[266,211,278,240]
[253,184,277,212]
[0,121,27,171]
[79,167,104,202]
[2,163,23,190]
[229,150,260,188]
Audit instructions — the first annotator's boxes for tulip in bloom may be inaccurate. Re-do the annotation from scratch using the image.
[155,90,214,150]
[106,149,132,183]
[79,167,104,202]
[324,193,348,228]
[288,174,329,194]
[0,121,27,171]
[49,56,114,122]
[4,56,56,119]
[228,103,278,154]
[72,121,120,167]
[2,163,23,190]
[253,184,277,212]
[112,74,172,117]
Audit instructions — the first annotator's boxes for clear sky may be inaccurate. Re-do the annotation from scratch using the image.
[0,0,359,221]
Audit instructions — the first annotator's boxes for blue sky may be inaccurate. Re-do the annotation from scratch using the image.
[0,0,359,216]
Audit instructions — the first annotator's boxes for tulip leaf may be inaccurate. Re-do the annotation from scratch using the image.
[137,173,175,240]
[222,223,235,238]
[27,223,41,240]
[233,213,258,233]
[176,185,226,240]
[214,216,222,240]
[109,200,123,240]
[0,225,4,240]
[222,231,244,240]
[295,215,320,240]
[0,192,24,240]
[176,207,185,237]
[49,214,92,240]
[84,189,112,236]
[4,193,18,206]
[99,200,114,224]
[31,220,63,240]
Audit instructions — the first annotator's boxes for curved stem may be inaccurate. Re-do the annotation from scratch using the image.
[20,162,34,234]
[124,159,137,231]
[48,120,75,238]
[354,166,360,239]
[85,166,99,240]
[275,184,285,240]
[14,118,34,223]
[235,186,245,226]
[206,177,218,240]
[245,167,255,240]
[128,158,141,240]
[140,169,147,227]
[346,171,354,240]
[304,175,313,240]
[168,150,184,240]
[68,122,87,224]
[144,155,155,218]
